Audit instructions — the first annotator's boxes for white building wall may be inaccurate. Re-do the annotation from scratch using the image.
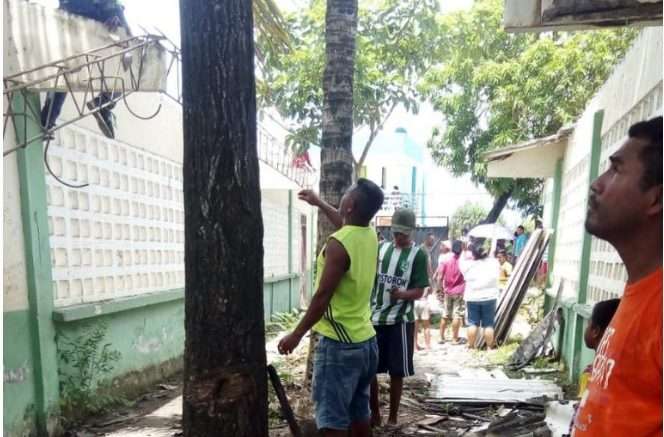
[552,27,662,302]
[262,190,290,278]
[3,126,30,313]
[262,190,316,278]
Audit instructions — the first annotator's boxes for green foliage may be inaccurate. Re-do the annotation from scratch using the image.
[253,0,290,56]
[57,322,123,422]
[258,0,439,163]
[265,309,303,339]
[485,341,520,366]
[449,202,488,239]
[272,310,303,332]
[420,0,637,215]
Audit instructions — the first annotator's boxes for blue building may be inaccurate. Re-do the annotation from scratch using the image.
[354,127,427,225]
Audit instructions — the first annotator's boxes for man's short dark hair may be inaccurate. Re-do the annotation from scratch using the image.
[452,240,463,255]
[629,116,662,191]
[590,298,620,332]
[353,178,384,223]
[517,225,525,230]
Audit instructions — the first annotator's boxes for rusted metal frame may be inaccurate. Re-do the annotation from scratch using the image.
[2,35,147,83]
[3,85,16,137]
[3,89,38,156]
[4,87,139,156]
[3,36,162,95]
[133,39,148,90]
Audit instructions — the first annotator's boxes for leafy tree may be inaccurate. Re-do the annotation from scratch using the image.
[253,0,289,55]
[258,0,439,171]
[449,202,488,239]
[420,0,636,222]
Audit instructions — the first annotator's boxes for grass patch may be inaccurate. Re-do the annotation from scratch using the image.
[486,341,520,366]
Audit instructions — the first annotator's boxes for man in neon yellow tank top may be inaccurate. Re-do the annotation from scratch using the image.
[278,178,384,437]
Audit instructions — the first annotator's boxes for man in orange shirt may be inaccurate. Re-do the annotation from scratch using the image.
[573,116,662,436]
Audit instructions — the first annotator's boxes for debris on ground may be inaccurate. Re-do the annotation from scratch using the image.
[544,400,576,437]
[508,280,563,370]
[69,310,574,437]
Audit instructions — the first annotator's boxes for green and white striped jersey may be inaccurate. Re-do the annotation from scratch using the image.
[371,241,430,325]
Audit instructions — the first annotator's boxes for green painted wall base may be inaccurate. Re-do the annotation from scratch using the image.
[54,274,304,391]
[4,310,38,437]
[263,274,302,320]
[6,263,305,435]
[549,293,596,386]
[52,274,304,403]
[55,299,186,384]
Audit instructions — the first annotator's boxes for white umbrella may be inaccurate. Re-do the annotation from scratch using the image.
[468,223,513,241]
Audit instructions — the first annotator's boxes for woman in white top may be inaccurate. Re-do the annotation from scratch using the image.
[460,239,500,349]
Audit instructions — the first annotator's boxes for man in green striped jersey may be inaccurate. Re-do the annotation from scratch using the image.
[370,208,430,426]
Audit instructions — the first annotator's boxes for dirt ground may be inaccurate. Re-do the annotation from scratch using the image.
[70,307,568,437]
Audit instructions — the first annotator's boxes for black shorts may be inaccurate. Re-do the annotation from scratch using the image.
[374,322,415,377]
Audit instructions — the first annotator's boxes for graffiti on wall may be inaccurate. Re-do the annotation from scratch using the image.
[4,362,30,384]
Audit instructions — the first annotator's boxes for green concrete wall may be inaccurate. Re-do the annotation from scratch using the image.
[548,111,604,385]
[576,319,596,379]
[55,299,186,385]
[4,310,38,437]
[263,275,302,321]
[554,303,596,387]
[4,92,60,437]
[557,304,579,377]
[6,273,304,435]
[55,274,305,392]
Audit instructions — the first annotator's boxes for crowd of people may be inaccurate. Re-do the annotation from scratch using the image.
[277,117,662,437]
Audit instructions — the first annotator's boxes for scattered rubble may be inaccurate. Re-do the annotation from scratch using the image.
[68,312,575,437]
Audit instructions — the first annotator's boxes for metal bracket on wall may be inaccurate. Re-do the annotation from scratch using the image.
[3,34,183,188]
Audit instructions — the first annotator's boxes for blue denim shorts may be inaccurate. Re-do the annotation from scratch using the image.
[466,299,496,328]
[312,336,378,430]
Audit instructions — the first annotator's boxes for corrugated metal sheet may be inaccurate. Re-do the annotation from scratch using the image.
[429,376,563,404]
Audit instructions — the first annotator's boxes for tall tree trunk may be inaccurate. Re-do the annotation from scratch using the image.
[304,0,358,386]
[483,188,513,224]
[180,1,268,436]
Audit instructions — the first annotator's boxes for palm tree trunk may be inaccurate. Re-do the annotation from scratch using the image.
[304,0,358,387]
[180,1,268,435]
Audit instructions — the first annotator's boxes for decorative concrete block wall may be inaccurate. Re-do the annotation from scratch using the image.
[587,82,663,304]
[46,125,185,308]
[263,193,291,278]
[44,124,315,309]
[552,150,588,300]
[552,28,663,304]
